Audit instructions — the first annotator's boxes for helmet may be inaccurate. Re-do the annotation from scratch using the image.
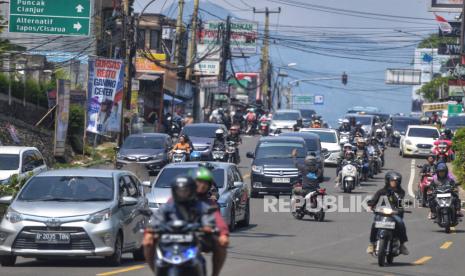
[304,155,318,171]
[356,121,362,127]
[187,112,192,117]
[444,128,452,137]
[215,129,225,138]
[375,129,383,135]
[385,171,402,187]
[171,177,197,204]
[343,143,352,150]
[357,138,366,144]
[436,162,448,177]
[345,150,355,159]
[195,167,213,183]
[342,119,349,124]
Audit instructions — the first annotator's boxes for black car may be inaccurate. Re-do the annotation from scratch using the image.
[181,123,228,161]
[386,116,421,147]
[247,136,307,197]
[116,133,172,175]
[299,109,316,128]
[279,132,325,180]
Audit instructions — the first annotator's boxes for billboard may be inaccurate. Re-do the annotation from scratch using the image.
[233,73,261,102]
[385,69,421,85]
[54,79,70,157]
[431,0,463,12]
[86,58,125,134]
[135,52,166,74]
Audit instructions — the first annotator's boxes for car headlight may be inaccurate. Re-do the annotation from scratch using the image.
[252,165,263,174]
[405,140,412,145]
[87,209,112,224]
[5,208,23,224]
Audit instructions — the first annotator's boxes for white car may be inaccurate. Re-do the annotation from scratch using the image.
[270,109,302,135]
[300,128,340,165]
[400,126,440,157]
[0,147,47,184]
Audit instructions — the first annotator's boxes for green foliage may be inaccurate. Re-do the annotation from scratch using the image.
[0,173,32,197]
[452,128,465,188]
[0,74,51,107]
[418,34,456,49]
[68,104,85,153]
[417,76,450,102]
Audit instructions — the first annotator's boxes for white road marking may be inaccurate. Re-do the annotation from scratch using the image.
[408,159,416,198]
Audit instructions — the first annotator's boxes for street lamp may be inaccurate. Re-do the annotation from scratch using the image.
[274,62,297,110]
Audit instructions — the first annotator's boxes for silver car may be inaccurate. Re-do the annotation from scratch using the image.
[0,169,148,267]
[146,162,250,231]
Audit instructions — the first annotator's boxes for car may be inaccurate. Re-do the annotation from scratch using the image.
[300,128,340,166]
[386,116,421,147]
[0,169,148,267]
[279,132,325,179]
[345,114,376,137]
[181,123,228,161]
[299,109,316,128]
[0,146,47,185]
[445,114,465,133]
[247,136,306,197]
[269,109,303,135]
[400,125,440,157]
[146,162,250,231]
[115,133,172,175]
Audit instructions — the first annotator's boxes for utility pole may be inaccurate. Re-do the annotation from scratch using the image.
[461,1,465,64]
[221,16,231,82]
[253,7,281,110]
[185,0,199,80]
[174,0,185,65]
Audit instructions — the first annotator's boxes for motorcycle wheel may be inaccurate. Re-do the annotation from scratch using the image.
[444,215,451,234]
[377,239,387,267]
[314,209,325,222]
[386,254,394,265]
[292,211,304,220]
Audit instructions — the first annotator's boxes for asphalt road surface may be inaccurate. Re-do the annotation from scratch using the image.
[2,135,465,276]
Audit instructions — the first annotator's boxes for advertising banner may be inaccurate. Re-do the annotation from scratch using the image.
[135,52,166,74]
[431,0,463,12]
[54,79,70,156]
[86,58,125,134]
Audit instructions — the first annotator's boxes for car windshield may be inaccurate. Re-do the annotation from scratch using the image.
[256,142,306,159]
[122,136,164,149]
[155,167,225,188]
[346,116,372,125]
[0,154,19,170]
[392,118,420,131]
[408,128,439,139]
[182,126,221,138]
[17,176,114,201]
[305,131,337,143]
[273,112,299,121]
[446,116,465,127]
[300,110,315,119]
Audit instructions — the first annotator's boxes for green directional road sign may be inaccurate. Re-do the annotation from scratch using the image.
[9,0,91,36]
[448,104,463,117]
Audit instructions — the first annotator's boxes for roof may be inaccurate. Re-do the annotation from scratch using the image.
[259,136,305,143]
[184,123,225,128]
[406,125,439,130]
[0,146,38,154]
[345,114,375,118]
[280,132,320,140]
[126,133,170,138]
[275,109,300,113]
[391,116,420,120]
[163,162,234,170]
[38,169,120,178]
[301,128,337,133]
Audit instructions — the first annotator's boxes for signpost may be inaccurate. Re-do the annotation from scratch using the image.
[9,0,91,36]
[448,104,463,117]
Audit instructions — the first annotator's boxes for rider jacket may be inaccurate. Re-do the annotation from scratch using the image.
[227,134,242,144]
[338,125,351,132]
[369,187,406,216]
[212,138,226,150]
[293,158,320,191]
[151,201,216,229]
[421,163,436,176]
[352,127,366,137]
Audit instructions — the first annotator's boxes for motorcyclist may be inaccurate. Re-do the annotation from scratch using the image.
[227,126,242,163]
[428,163,462,219]
[338,118,351,132]
[312,119,322,128]
[351,122,366,137]
[212,129,226,151]
[183,112,194,126]
[335,150,357,188]
[195,168,229,276]
[143,177,216,272]
[367,171,409,255]
[420,155,436,178]
[440,128,453,141]
[245,109,257,133]
[374,129,386,166]
[336,143,354,176]
[170,135,191,158]
[291,150,321,195]
[431,111,440,126]
[232,109,244,129]
[355,138,370,181]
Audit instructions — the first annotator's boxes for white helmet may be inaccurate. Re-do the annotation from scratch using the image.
[342,119,349,124]
[375,129,383,134]
[215,129,225,135]
[343,143,352,148]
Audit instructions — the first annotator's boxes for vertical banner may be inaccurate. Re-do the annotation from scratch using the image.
[86,58,125,134]
[54,79,70,157]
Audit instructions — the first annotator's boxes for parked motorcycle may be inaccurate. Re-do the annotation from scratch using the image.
[340,162,358,193]
[226,141,238,164]
[172,150,187,163]
[290,182,326,221]
[212,147,226,162]
[154,220,210,276]
[432,185,459,233]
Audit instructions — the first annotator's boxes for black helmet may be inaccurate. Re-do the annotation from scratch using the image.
[385,171,402,188]
[444,128,452,137]
[304,155,318,172]
[171,176,197,204]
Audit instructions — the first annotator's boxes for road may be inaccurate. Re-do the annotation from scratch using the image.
[2,135,465,276]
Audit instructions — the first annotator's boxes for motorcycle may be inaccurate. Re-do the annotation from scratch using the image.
[432,185,459,233]
[339,131,351,144]
[226,141,238,164]
[172,150,187,163]
[340,162,358,193]
[154,220,210,276]
[433,139,454,163]
[245,120,256,135]
[212,147,226,162]
[290,182,326,221]
[356,156,368,182]
[372,207,409,266]
[416,168,433,208]
[259,120,270,136]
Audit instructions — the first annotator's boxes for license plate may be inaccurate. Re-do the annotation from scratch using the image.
[272,177,290,183]
[419,149,430,154]
[375,221,395,229]
[160,234,193,243]
[436,193,451,198]
[35,232,70,244]
[280,128,292,133]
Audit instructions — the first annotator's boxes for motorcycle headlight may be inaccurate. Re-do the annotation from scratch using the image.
[405,140,412,145]
[381,208,393,215]
[252,165,263,174]
[5,208,23,224]
[87,209,112,224]
[393,131,400,137]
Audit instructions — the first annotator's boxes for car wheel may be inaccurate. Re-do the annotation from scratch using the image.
[229,207,236,232]
[133,246,145,262]
[238,200,250,227]
[0,256,16,267]
[106,234,123,266]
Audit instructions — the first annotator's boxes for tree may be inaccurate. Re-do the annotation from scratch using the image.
[417,34,456,49]
[0,15,25,54]
[417,76,450,102]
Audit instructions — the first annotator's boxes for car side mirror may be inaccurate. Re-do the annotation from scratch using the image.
[121,196,138,206]
[297,119,303,127]
[246,152,255,159]
[233,181,244,189]
[0,195,13,205]
[321,148,328,155]
[23,164,34,172]
[142,181,151,188]
[114,146,120,152]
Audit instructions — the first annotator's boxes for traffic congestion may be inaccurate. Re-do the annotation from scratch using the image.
[1,104,464,276]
